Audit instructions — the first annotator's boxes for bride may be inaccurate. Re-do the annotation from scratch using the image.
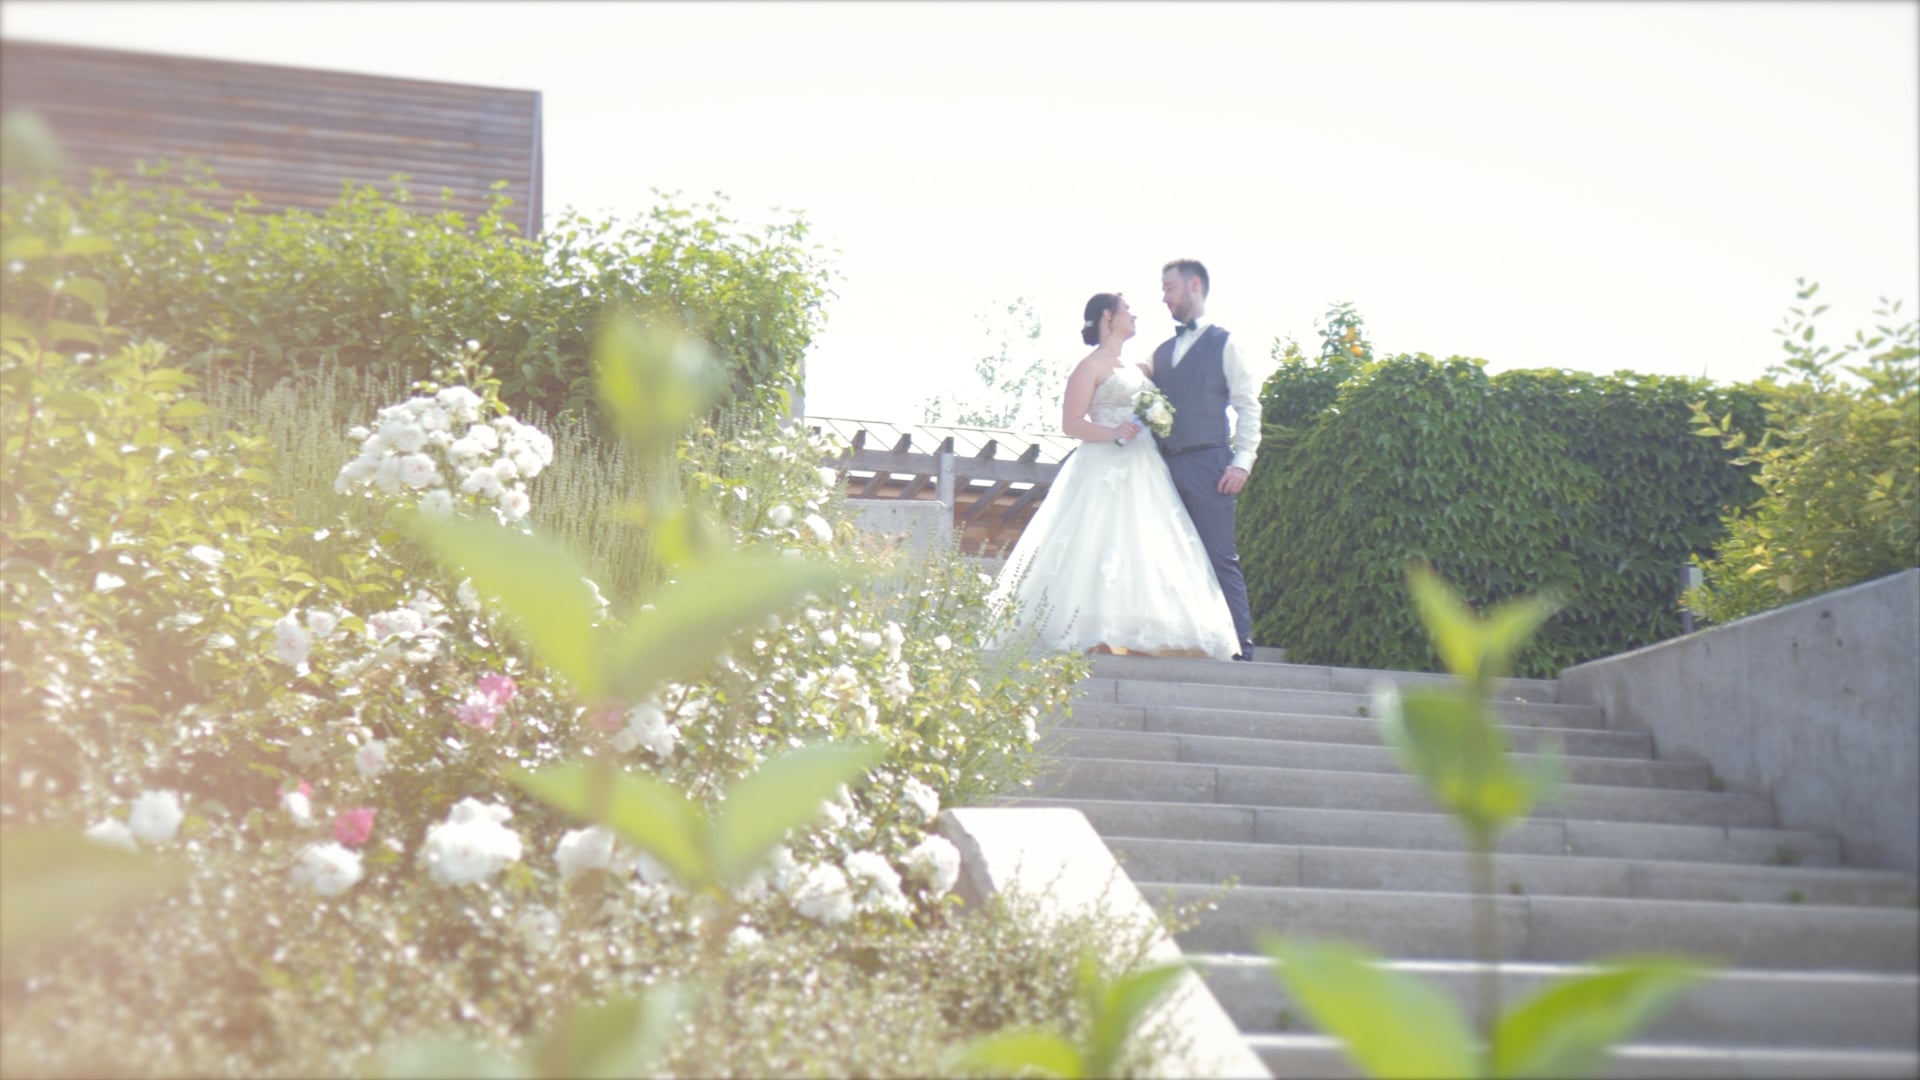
[986,292,1241,661]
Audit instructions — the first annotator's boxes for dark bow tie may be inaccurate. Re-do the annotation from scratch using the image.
[1175,320,1198,336]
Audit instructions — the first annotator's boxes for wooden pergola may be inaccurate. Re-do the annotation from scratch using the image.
[809,417,1078,558]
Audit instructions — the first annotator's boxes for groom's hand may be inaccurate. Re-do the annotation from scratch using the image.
[1217,466,1249,495]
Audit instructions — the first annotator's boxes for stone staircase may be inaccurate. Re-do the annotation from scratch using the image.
[1015,653,1920,1078]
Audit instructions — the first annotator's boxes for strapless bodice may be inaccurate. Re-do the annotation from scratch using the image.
[1089,366,1149,427]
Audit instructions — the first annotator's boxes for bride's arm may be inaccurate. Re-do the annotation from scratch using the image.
[1059,362,1130,443]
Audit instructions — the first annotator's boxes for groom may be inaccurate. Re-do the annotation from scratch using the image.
[1152,259,1260,661]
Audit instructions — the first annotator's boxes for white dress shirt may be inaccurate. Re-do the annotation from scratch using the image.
[1168,314,1262,472]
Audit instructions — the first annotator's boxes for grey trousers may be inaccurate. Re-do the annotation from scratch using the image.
[1163,445,1254,655]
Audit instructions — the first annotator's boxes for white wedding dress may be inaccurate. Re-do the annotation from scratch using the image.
[987,366,1241,660]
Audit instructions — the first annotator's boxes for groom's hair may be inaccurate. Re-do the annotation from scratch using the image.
[1163,258,1210,297]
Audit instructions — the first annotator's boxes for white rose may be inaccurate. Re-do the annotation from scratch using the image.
[272,613,311,669]
[281,789,314,827]
[727,925,764,950]
[419,488,454,519]
[517,905,561,954]
[382,420,427,454]
[372,456,404,494]
[905,834,962,897]
[844,850,910,916]
[816,466,839,492]
[305,610,340,640]
[933,634,952,652]
[789,863,854,925]
[436,386,484,423]
[84,818,137,851]
[127,790,184,844]
[355,740,389,780]
[421,798,523,886]
[497,488,532,522]
[857,631,883,652]
[802,513,833,545]
[466,423,500,451]
[292,842,364,897]
[399,453,438,489]
[456,578,481,613]
[767,504,795,528]
[554,824,617,880]
[901,777,940,824]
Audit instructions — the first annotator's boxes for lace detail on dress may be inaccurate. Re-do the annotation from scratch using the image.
[1088,366,1149,427]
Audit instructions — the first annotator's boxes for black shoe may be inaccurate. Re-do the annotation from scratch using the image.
[1231,651,1253,662]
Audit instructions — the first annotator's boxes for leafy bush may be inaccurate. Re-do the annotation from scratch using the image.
[0,165,831,427]
[1239,336,1767,676]
[1686,283,1919,623]
[1,224,1095,1075]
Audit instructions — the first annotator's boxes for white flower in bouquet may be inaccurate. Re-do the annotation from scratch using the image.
[127,790,183,844]
[789,862,854,924]
[421,797,523,886]
[1133,385,1177,439]
[905,834,962,897]
[844,851,910,916]
[84,818,137,851]
[292,841,364,897]
[901,777,941,824]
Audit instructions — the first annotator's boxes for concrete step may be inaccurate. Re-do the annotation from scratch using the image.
[1108,837,1920,906]
[1145,883,1920,971]
[1059,702,1655,759]
[1194,954,1920,1051]
[1031,758,1777,828]
[1043,727,1710,790]
[1008,797,1844,867]
[1247,645,1287,663]
[1243,1033,1920,1079]
[1087,653,1562,703]
[1074,677,1605,729]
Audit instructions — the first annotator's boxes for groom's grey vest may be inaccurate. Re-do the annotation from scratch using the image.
[1151,325,1231,452]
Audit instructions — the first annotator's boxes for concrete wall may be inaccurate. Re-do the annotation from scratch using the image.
[940,807,1270,1079]
[1560,569,1920,872]
[845,498,952,561]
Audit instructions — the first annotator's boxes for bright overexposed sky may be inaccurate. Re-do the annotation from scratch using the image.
[5,1,1916,425]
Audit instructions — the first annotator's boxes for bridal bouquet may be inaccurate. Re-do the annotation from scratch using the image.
[1133,385,1176,438]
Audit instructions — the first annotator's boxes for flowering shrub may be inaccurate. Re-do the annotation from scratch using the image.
[0,236,1094,1074]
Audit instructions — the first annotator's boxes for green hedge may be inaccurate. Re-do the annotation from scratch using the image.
[1239,354,1768,677]
[0,165,831,427]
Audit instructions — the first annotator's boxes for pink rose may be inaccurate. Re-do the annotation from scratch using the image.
[456,698,499,730]
[476,674,518,706]
[333,807,375,848]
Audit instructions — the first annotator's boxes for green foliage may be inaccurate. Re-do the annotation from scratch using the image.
[922,296,1072,432]
[1686,282,1919,622]
[949,953,1187,1078]
[0,166,832,428]
[1239,340,1767,676]
[1264,566,1708,1078]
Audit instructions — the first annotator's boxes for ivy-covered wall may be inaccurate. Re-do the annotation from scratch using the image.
[1239,354,1768,677]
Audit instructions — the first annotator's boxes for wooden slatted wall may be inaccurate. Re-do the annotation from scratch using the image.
[0,40,543,236]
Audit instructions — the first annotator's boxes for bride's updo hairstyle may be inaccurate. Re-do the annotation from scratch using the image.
[1081,293,1121,346]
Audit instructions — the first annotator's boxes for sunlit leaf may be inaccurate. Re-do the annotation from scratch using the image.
[1407,562,1485,681]
[948,1029,1083,1079]
[1494,955,1710,1079]
[1377,686,1543,839]
[527,982,687,1080]
[381,1036,524,1080]
[509,762,708,889]
[0,828,191,955]
[709,742,884,887]
[592,313,724,462]
[406,512,603,698]
[56,234,115,257]
[1085,960,1188,1078]
[54,276,108,316]
[1479,592,1561,684]
[604,551,849,703]
[1262,937,1479,1079]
